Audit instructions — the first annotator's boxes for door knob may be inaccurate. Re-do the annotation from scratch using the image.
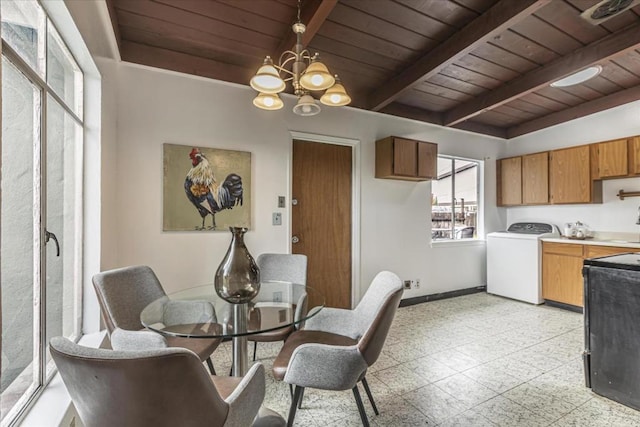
[291,236,300,244]
[292,198,298,206]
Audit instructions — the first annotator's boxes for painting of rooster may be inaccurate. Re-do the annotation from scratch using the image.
[185,147,243,230]
[163,144,251,231]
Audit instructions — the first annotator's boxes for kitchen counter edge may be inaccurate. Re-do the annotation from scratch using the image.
[541,237,640,249]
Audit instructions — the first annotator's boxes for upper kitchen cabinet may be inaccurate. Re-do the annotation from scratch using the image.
[497,156,522,206]
[522,152,549,205]
[550,145,602,204]
[628,137,640,175]
[591,138,628,179]
[375,136,437,181]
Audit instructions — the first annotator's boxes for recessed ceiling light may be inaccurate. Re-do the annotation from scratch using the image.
[550,66,603,87]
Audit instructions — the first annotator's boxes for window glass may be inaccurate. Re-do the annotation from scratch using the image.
[47,23,83,118]
[1,2,86,423]
[0,0,46,77]
[0,56,40,423]
[45,95,82,364]
[431,157,479,240]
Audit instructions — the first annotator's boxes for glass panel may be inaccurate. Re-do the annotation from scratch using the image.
[453,159,478,240]
[45,96,81,365]
[431,158,453,240]
[1,57,41,423]
[47,22,83,118]
[1,0,46,77]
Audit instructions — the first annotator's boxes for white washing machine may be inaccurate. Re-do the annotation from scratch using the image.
[487,222,559,304]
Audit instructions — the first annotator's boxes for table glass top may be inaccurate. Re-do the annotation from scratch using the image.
[140,281,323,339]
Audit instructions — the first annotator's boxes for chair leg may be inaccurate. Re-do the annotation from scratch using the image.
[205,357,216,375]
[289,384,294,399]
[287,386,304,427]
[352,385,370,427]
[253,341,258,362]
[297,387,305,409]
[361,377,379,415]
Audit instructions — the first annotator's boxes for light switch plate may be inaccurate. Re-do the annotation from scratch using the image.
[272,212,282,225]
[278,196,285,208]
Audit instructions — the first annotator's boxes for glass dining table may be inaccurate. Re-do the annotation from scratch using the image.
[140,281,323,377]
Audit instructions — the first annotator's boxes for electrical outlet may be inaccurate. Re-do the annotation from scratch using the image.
[272,212,282,225]
[415,279,420,288]
[403,280,412,289]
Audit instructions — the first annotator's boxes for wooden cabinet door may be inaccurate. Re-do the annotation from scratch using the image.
[522,152,549,204]
[542,252,584,307]
[417,142,437,179]
[629,137,640,175]
[498,157,522,206]
[593,139,628,179]
[549,146,591,204]
[393,138,417,176]
[376,137,438,181]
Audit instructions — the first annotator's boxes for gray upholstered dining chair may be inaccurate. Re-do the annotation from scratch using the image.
[50,336,265,427]
[92,265,221,375]
[272,271,403,427]
[249,254,307,361]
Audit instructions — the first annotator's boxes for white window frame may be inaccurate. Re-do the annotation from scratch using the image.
[0,0,100,425]
[431,154,483,245]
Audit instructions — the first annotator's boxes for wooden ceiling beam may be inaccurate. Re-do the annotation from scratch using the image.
[445,22,640,126]
[452,121,508,139]
[507,84,640,138]
[379,103,507,139]
[367,0,551,112]
[379,103,443,126]
[121,41,252,86]
[274,0,337,59]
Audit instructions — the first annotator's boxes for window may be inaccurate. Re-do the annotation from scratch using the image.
[1,1,84,424]
[431,156,479,241]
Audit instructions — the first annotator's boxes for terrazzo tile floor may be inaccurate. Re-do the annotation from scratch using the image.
[212,292,640,426]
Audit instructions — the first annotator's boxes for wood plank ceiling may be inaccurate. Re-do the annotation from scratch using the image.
[106,0,640,139]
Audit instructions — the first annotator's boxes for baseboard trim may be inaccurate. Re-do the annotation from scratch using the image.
[544,300,583,314]
[399,286,486,307]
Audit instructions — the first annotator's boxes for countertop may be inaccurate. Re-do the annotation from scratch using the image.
[541,232,640,249]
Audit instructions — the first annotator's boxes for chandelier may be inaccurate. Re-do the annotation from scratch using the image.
[249,1,351,116]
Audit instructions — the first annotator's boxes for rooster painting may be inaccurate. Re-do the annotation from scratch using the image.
[184,147,244,230]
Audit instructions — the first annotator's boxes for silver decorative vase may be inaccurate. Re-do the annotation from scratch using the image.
[215,227,260,304]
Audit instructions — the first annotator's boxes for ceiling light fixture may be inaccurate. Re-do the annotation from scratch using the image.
[550,66,603,87]
[250,0,350,116]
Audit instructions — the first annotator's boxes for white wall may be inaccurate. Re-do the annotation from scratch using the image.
[105,62,506,301]
[505,100,640,234]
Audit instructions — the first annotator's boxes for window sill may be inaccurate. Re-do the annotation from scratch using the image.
[19,331,105,427]
[431,239,486,248]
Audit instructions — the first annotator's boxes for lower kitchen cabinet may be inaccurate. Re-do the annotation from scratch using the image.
[542,242,635,308]
[542,243,583,307]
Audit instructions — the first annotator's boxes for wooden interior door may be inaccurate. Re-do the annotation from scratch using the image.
[292,140,352,309]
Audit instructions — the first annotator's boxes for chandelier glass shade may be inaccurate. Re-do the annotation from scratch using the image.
[250,4,350,116]
[250,58,286,94]
[320,76,351,106]
[293,94,321,116]
[252,92,284,110]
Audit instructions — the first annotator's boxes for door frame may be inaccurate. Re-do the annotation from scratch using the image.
[289,131,361,307]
